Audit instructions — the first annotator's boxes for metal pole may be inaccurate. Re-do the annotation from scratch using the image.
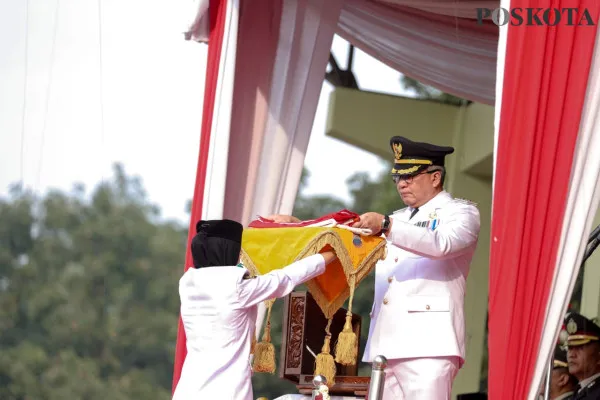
[312,375,327,400]
[543,355,552,400]
[587,223,600,244]
[368,355,388,400]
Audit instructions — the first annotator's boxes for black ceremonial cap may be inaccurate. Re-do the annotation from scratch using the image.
[563,312,600,347]
[389,136,454,177]
[553,345,568,369]
[195,219,243,244]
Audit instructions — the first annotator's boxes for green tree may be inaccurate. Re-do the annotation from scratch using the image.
[293,169,348,221]
[0,164,186,400]
[0,161,408,400]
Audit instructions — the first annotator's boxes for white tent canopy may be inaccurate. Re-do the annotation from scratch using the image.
[173,1,600,399]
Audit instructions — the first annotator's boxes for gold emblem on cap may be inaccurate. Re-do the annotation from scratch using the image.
[429,211,437,219]
[567,318,577,334]
[392,143,403,160]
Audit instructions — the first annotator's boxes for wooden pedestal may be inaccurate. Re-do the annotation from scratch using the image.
[279,291,370,396]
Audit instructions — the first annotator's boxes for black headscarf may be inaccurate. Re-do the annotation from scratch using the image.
[191,219,243,268]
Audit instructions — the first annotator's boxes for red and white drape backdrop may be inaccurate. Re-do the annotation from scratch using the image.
[490,1,600,399]
[176,0,600,397]
[337,0,499,104]
[172,0,341,393]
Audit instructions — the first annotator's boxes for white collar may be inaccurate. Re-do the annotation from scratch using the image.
[409,191,452,212]
[554,391,574,400]
[578,371,600,389]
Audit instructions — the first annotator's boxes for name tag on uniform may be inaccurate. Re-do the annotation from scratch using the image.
[413,211,440,230]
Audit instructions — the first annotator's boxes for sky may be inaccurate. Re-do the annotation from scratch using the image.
[0,0,411,223]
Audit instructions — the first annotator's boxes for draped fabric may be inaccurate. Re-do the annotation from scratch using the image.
[172,0,237,393]
[221,0,342,353]
[241,227,386,318]
[488,1,600,399]
[188,0,501,105]
[174,0,342,392]
[376,0,499,19]
[337,0,499,104]
[223,0,343,224]
[527,19,600,400]
[179,0,600,398]
[492,0,510,188]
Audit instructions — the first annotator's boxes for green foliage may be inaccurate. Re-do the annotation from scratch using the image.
[293,169,349,221]
[0,164,186,400]
[1,161,403,399]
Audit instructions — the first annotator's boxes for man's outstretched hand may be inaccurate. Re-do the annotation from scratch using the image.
[352,212,385,235]
[264,214,301,223]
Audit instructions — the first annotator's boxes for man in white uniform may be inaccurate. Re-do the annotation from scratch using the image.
[172,219,337,400]
[267,137,480,399]
[352,136,481,399]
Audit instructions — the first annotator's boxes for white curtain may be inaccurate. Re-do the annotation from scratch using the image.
[337,0,499,104]
[492,0,510,205]
[247,0,344,218]
[188,0,502,105]
[201,0,239,219]
[376,0,499,19]
[182,0,343,339]
[218,0,343,338]
[184,0,210,42]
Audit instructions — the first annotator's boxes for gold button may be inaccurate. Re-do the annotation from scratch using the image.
[383,298,389,305]
[425,305,430,310]
[388,276,393,283]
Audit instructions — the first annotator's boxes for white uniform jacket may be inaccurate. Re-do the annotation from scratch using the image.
[173,254,327,400]
[363,191,480,366]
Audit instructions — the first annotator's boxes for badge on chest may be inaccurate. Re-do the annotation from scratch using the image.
[413,210,440,230]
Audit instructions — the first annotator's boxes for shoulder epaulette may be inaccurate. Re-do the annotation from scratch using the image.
[392,207,408,215]
[452,197,478,207]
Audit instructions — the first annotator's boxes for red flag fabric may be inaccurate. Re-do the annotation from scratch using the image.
[248,209,360,228]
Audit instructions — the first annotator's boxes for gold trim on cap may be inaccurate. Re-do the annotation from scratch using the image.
[391,166,420,175]
[554,360,568,368]
[568,334,599,341]
[568,339,595,346]
[393,159,433,165]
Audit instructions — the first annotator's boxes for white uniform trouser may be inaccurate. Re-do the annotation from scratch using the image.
[380,356,459,400]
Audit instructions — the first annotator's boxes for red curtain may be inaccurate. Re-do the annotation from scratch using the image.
[488,1,600,398]
[171,0,228,393]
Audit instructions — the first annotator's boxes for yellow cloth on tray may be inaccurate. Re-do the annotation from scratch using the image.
[240,227,387,318]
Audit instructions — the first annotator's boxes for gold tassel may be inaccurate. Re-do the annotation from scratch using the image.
[250,333,257,354]
[314,319,336,385]
[252,300,276,373]
[335,274,358,365]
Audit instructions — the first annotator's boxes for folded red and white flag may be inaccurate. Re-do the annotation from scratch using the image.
[248,209,373,235]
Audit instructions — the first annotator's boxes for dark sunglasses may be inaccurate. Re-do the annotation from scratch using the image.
[392,169,439,184]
